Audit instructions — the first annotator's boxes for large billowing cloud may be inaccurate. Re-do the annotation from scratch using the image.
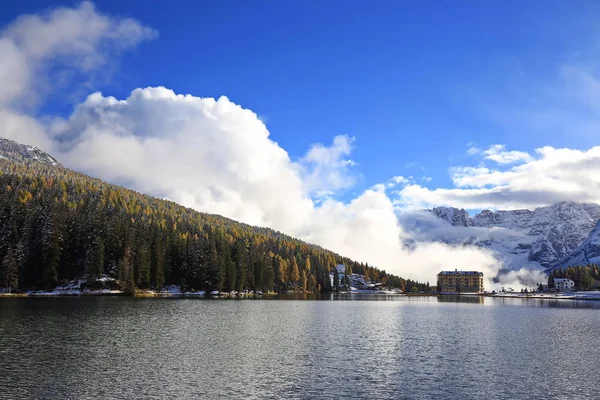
[1,1,538,287]
[49,87,501,286]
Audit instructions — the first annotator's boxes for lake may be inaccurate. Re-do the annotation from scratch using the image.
[1,295,599,399]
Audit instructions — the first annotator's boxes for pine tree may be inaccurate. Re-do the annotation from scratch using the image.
[277,256,288,291]
[151,236,165,289]
[301,269,308,292]
[84,236,105,281]
[226,258,236,292]
[118,245,135,295]
[1,248,18,293]
[135,240,151,288]
[308,273,317,293]
[265,263,275,292]
[581,270,593,290]
[290,256,300,290]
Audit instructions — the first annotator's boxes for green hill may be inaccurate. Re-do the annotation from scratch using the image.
[0,142,415,293]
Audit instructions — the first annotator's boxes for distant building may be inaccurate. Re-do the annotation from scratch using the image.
[437,270,484,293]
[553,278,575,292]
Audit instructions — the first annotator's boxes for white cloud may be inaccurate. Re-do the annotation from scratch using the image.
[0,2,506,286]
[0,1,156,119]
[392,175,409,184]
[482,144,533,164]
[397,146,600,210]
[467,144,533,165]
[0,108,52,150]
[383,175,409,189]
[47,86,501,285]
[300,134,357,196]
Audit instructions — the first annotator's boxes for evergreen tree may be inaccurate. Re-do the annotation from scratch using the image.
[135,240,151,288]
[290,256,300,290]
[308,273,317,292]
[581,270,593,290]
[301,269,308,292]
[1,248,18,293]
[118,245,135,295]
[84,236,105,281]
[226,255,237,292]
[151,236,165,289]
[277,256,288,291]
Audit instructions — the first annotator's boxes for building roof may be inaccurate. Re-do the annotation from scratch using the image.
[553,278,574,283]
[438,270,483,276]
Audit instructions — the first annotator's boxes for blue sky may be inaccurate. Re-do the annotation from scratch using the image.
[3,1,600,281]
[1,0,599,206]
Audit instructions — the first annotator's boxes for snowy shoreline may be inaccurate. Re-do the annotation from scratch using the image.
[3,284,600,301]
[485,292,600,301]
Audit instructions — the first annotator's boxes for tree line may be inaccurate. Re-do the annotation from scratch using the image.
[547,265,600,291]
[0,160,415,294]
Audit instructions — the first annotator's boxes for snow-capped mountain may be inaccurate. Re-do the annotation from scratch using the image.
[0,137,60,166]
[423,202,600,271]
[558,220,600,268]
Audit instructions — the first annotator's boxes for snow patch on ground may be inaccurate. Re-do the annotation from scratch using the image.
[27,276,122,296]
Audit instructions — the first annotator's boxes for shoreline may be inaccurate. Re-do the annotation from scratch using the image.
[0,290,280,298]
[3,291,600,301]
[484,292,600,301]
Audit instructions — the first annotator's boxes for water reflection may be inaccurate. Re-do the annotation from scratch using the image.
[269,293,600,309]
[436,294,484,304]
[489,296,600,309]
[2,297,600,399]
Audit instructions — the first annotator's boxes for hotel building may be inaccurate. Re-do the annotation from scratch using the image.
[437,270,484,293]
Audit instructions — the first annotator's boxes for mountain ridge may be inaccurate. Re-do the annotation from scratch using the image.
[0,137,60,166]
[558,219,600,268]
[427,202,600,271]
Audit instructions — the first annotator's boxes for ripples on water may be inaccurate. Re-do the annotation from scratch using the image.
[1,296,599,399]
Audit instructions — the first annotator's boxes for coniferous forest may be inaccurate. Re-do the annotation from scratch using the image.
[0,159,412,293]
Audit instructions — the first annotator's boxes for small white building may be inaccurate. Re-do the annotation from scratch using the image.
[554,278,575,292]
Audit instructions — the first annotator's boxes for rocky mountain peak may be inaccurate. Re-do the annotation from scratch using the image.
[558,219,600,269]
[430,207,472,227]
[427,202,600,270]
[0,137,60,166]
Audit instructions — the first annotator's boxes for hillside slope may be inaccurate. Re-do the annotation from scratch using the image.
[0,140,407,293]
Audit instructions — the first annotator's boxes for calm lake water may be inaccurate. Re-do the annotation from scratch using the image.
[1,295,599,399]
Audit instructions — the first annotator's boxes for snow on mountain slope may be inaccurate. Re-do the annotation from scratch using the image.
[404,202,600,271]
[558,220,600,268]
[0,137,60,166]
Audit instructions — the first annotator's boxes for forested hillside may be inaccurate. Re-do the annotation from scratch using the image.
[0,159,410,293]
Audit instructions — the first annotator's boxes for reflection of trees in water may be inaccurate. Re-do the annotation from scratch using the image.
[493,297,600,309]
